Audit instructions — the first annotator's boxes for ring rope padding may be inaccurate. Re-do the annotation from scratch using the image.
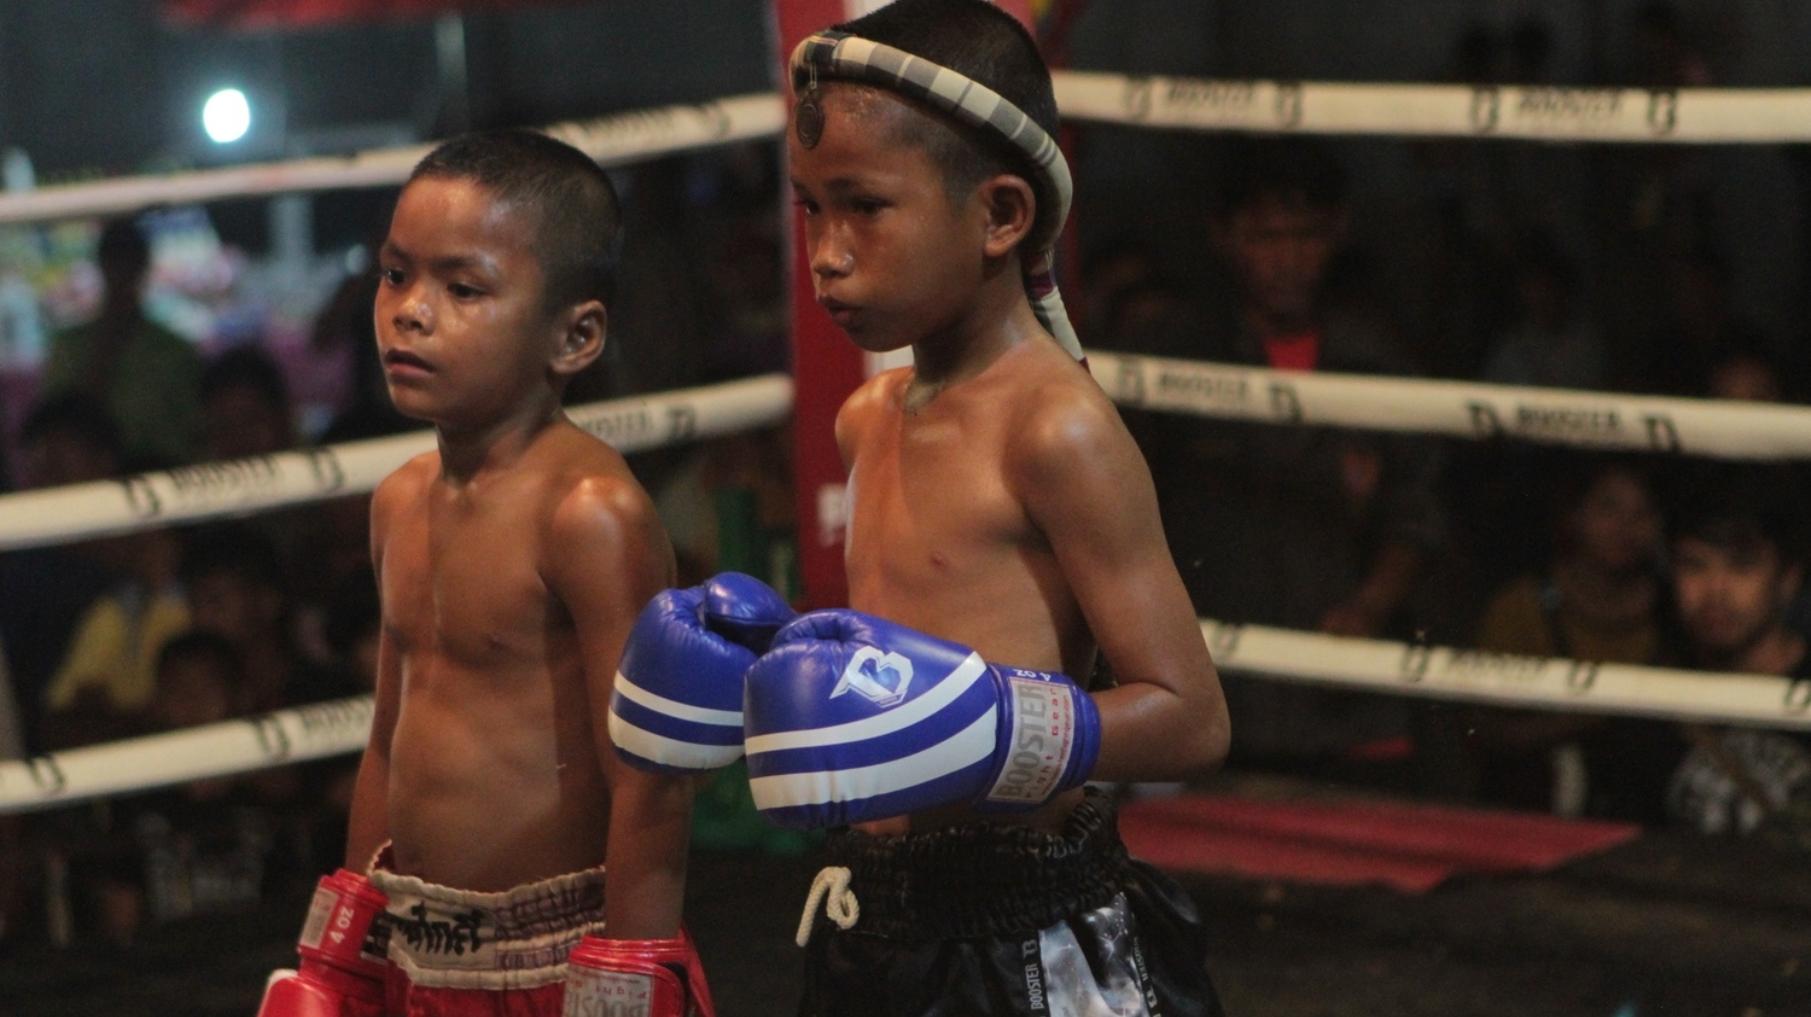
[7,354,1811,553]
[1055,73,1811,143]
[0,93,786,226]
[4,623,1805,815]
[0,373,794,552]
[7,76,1806,226]
[1088,351,1811,461]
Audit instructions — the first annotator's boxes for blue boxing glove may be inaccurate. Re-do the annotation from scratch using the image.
[743,609,1101,828]
[608,573,795,773]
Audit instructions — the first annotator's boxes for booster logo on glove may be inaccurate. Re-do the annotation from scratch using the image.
[829,648,914,708]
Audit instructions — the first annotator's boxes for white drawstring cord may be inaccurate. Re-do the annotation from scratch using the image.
[794,865,860,948]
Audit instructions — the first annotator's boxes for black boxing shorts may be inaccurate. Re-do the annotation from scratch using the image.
[795,788,1224,1016]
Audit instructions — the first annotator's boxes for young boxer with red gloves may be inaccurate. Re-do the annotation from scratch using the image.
[608,2,1233,1013]
[257,129,713,1017]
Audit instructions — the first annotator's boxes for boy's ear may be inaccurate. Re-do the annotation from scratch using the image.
[979,174,1037,260]
[551,300,607,377]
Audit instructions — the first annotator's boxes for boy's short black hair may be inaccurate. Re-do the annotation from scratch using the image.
[156,629,243,683]
[1216,137,1348,220]
[96,215,151,275]
[409,129,622,309]
[20,392,124,461]
[182,523,285,593]
[834,0,1060,242]
[1667,465,1805,563]
[201,346,291,411]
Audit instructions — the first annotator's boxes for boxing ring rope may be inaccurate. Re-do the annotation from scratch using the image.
[0,94,786,226]
[4,355,1810,814]
[1,352,1802,554]
[5,76,1810,815]
[1089,350,1811,460]
[6,616,1806,816]
[0,374,793,552]
[1053,73,1811,142]
[7,76,1810,228]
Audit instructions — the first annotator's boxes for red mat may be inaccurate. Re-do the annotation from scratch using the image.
[1119,793,1641,894]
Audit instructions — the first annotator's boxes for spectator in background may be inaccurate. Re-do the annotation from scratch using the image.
[36,522,188,747]
[1466,457,1672,816]
[182,524,348,714]
[1478,457,1667,663]
[0,641,21,952]
[199,346,294,461]
[1480,236,1607,391]
[1136,139,1446,763]
[1703,341,1797,403]
[1630,247,1771,395]
[82,632,284,944]
[0,395,126,751]
[321,566,380,693]
[309,261,409,437]
[1630,1,1713,87]
[1153,139,1445,638]
[1506,16,1556,83]
[1664,469,1811,845]
[41,216,199,464]
[285,408,411,668]
[1077,235,1161,346]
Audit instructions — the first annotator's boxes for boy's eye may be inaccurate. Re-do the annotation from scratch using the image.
[793,198,820,217]
[851,197,887,215]
[379,267,404,285]
[448,282,482,299]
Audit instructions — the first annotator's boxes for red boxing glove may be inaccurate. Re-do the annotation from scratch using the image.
[257,869,390,1017]
[564,932,716,1017]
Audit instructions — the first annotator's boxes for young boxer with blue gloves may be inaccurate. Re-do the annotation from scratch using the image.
[609,1,1231,1012]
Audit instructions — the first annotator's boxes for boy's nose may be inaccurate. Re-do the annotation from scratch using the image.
[392,293,433,333]
[811,237,854,279]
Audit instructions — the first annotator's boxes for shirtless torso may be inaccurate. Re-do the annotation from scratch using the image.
[365,420,670,890]
[840,339,1117,835]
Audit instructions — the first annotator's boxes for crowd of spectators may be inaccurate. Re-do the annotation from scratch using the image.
[1093,125,1809,847]
[0,2,1807,952]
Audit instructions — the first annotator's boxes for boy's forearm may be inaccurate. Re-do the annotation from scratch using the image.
[1088,681,1229,783]
[602,770,694,940]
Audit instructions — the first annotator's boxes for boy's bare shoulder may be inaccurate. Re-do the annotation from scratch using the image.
[1001,349,1134,482]
[842,367,908,423]
[835,367,909,455]
[372,451,439,520]
[541,427,665,561]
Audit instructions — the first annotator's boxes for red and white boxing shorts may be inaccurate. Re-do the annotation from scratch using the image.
[368,848,606,1017]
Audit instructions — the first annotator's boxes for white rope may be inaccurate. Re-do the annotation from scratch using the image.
[0,373,793,552]
[0,94,785,226]
[4,75,1802,228]
[794,865,859,948]
[8,75,1802,228]
[37,353,1785,556]
[1053,72,1811,143]
[1088,350,1811,460]
[5,621,1804,816]
[1200,620,1811,731]
[0,696,372,814]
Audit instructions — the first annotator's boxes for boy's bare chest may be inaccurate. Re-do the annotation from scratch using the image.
[845,417,1031,589]
[380,498,560,663]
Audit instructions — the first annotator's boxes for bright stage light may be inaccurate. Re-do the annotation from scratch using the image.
[202,88,251,144]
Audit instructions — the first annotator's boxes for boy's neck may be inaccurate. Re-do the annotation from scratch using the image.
[434,395,564,485]
[907,272,1044,400]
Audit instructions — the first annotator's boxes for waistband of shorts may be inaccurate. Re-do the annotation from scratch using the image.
[367,845,606,989]
[822,787,1132,940]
